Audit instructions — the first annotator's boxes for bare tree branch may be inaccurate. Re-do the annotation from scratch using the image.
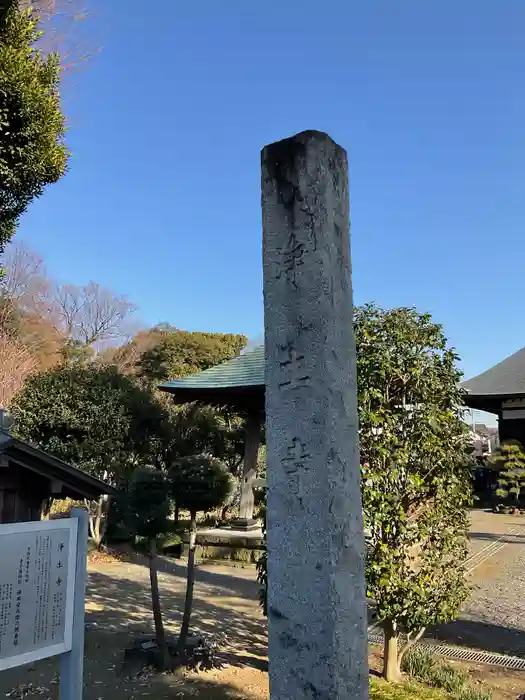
[0,242,57,340]
[0,243,65,369]
[96,328,159,375]
[0,335,38,408]
[52,281,137,349]
[2,243,137,361]
[17,0,98,75]
[397,627,426,668]
[2,242,51,311]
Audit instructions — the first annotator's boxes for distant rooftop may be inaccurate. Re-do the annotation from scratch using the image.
[462,346,525,413]
[161,340,525,415]
[462,347,525,398]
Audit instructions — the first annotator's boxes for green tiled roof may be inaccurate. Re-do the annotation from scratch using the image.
[159,345,265,392]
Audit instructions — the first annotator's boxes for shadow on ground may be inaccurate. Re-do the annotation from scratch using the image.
[470,530,525,544]
[131,553,260,601]
[187,678,257,698]
[86,566,267,672]
[430,618,525,657]
[0,559,268,700]
[157,675,261,699]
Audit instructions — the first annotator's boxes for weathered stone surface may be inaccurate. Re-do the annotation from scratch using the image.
[262,130,368,699]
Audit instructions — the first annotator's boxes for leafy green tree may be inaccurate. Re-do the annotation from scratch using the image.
[10,364,170,547]
[137,329,247,382]
[127,467,172,670]
[165,405,244,467]
[356,304,471,681]
[0,4,68,248]
[147,405,244,525]
[255,307,471,667]
[169,455,232,647]
[60,338,95,365]
[101,327,247,505]
[490,442,525,504]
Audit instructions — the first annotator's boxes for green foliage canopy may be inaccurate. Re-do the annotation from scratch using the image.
[255,304,472,679]
[163,405,245,474]
[490,442,525,503]
[0,6,68,246]
[137,329,247,382]
[356,304,472,638]
[10,364,170,483]
[169,454,233,515]
[99,328,248,475]
[127,467,171,540]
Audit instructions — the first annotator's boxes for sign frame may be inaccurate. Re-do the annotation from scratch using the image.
[0,517,78,671]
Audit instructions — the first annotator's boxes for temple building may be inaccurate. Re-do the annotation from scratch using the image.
[0,432,114,524]
[159,346,265,530]
[161,342,520,524]
[462,346,525,446]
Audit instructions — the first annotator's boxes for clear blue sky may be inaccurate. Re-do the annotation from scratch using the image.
[17,0,525,391]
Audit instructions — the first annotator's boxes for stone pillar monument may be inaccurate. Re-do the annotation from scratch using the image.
[262,131,368,699]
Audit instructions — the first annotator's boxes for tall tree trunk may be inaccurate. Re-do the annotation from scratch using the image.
[382,620,425,682]
[87,495,111,550]
[41,498,53,520]
[178,510,197,649]
[383,619,401,682]
[148,538,170,670]
[174,504,180,525]
[87,498,100,547]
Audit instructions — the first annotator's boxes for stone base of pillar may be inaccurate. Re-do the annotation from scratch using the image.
[228,518,260,531]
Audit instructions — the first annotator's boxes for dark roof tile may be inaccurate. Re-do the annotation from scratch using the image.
[462,347,525,397]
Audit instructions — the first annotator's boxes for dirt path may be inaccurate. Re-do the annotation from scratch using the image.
[0,557,269,700]
[2,512,524,699]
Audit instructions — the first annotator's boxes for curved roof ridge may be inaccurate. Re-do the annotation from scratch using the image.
[462,345,525,396]
[159,344,265,391]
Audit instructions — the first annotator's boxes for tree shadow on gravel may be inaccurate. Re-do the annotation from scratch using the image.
[469,531,525,543]
[86,569,267,672]
[429,618,525,657]
[0,566,267,700]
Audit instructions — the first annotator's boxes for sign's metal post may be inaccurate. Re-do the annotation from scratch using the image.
[59,508,88,700]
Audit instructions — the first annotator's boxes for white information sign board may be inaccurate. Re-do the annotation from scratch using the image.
[0,519,78,671]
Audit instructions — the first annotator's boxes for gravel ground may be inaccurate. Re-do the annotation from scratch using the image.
[467,509,525,558]
[431,511,525,656]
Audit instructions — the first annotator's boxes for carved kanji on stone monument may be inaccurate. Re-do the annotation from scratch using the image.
[281,437,310,505]
[262,130,368,700]
[278,343,310,390]
[276,231,305,288]
[282,437,310,473]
